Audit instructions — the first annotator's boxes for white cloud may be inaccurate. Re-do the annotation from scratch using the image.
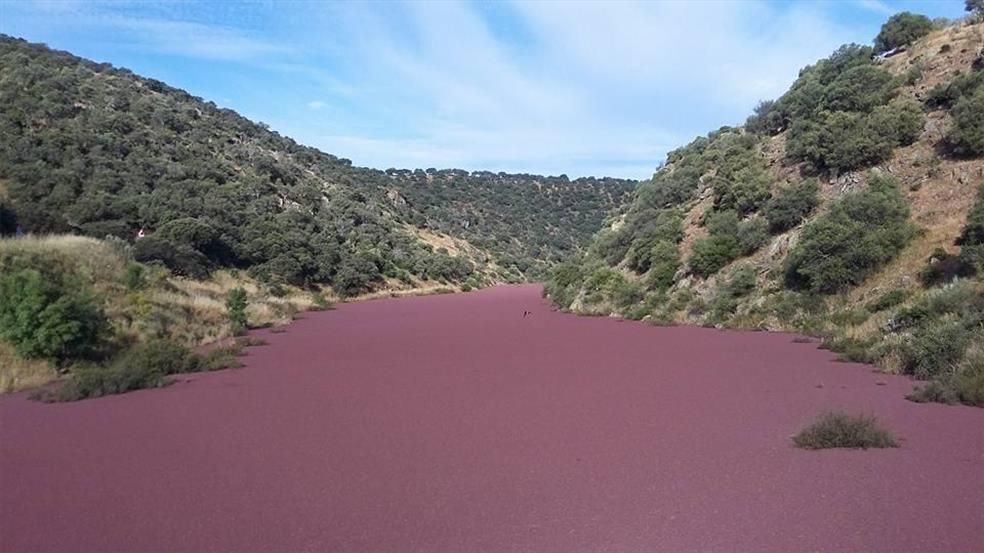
[289,0,861,177]
[855,0,896,16]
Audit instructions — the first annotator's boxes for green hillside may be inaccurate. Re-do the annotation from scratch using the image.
[546,15,984,407]
[0,34,634,294]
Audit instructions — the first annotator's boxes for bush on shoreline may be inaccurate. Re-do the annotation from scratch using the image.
[793,412,898,449]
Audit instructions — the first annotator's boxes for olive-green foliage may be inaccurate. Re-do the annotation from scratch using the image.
[866,289,908,312]
[708,265,757,321]
[873,12,933,54]
[124,262,146,292]
[608,276,644,309]
[644,241,681,291]
[901,320,971,379]
[133,235,213,279]
[768,44,883,130]
[784,175,916,293]
[925,70,984,109]
[690,211,741,278]
[53,339,247,401]
[544,261,584,308]
[947,89,984,157]
[877,281,984,406]
[958,184,984,272]
[786,100,923,173]
[737,216,770,255]
[763,179,820,232]
[959,184,984,247]
[919,248,976,286]
[0,268,106,361]
[225,288,248,335]
[0,36,632,290]
[793,412,898,449]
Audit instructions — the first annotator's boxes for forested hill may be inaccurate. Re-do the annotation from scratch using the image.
[546,13,984,406]
[0,34,634,294]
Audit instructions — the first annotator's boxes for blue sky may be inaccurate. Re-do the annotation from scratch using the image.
[0,0,967,178]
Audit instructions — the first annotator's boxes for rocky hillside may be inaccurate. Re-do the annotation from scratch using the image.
[546,14,984,407]
[0,35,634,295]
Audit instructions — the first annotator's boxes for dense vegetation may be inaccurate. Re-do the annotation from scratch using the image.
[783,175,916,294]
[546,14,984,408]
[0,35,632,294]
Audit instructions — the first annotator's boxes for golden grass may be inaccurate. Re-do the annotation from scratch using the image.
[0,341,55,393]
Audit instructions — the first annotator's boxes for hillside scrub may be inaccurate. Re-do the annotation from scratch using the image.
[0,36,632,290]
[763,179,820,233]
[47,339,253,402]
[947,89,984,157]
[784,175,916,294]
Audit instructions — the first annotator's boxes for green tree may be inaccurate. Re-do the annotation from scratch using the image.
[947,89,984,157]
[784,175,916,293]
[0,269,106,360]
[873,12,933,54]
[967,0,984,18]
[764,179,820,232]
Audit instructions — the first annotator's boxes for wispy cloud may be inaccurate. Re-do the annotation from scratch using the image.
[1,0,963,177]
[855,0,896,16]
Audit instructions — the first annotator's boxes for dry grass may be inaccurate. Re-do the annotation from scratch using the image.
[0,341,55,393]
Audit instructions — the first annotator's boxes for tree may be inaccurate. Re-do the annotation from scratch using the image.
[947,89,984,157]
[784,175,916,293]
[967,0,984,19]
[0,269,106,360]
[873,12,933,55]
[764,179,820,233]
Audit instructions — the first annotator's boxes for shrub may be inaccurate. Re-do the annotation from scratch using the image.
[124,262,145,292]
[333,255,380,297]
[52,339,252,401]
[545,261,584,308]
[947,90,984,157]
[745,99,783,135]
[787,112,879,173]
[609,277,644,309]
[784,175,916,293]
[225,288,248,335]
[958,184,984,247]
[707,265,757,321]
[823,64,896,112]
[0,268,106,361]
[764,179,820,233]
[866,289,908,312]
[737,216,769,255]
[925,70,984,109]
[900,320,971,379]
[793,412,898,449]
[873,12,933,55]
[919,248,976,286]
[690,210,744,278]
[133,235,212,279]
[645,241,680,291]
[310,292,331,311]
[690,234,738,279]
[867,99,923,146]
